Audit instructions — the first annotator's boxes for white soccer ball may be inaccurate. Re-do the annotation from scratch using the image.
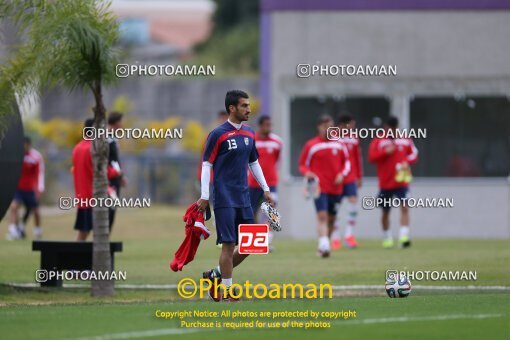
[385,273,412,298]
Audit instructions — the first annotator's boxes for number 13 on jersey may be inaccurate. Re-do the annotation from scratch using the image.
[227,139,237,150]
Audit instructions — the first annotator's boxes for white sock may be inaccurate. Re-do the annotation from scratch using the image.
[34,226,42,237]
[222,278,232,287]
[8,224,19,235]
[331,221,341,241]
[318,236,330,251]
[345,225,353,237]
[216,265,221,275]
[345,201,357,237]
[384,230,392,239]
[399,226,410,238]
[319,236,326,248]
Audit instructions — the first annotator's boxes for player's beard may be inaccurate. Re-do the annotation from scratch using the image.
[234,110,249,122]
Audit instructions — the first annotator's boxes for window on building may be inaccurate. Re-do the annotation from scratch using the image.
[289,96,390,177]
[410,96,510,177]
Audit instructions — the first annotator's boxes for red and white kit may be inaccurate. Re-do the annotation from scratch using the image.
[368,137,418,189]
[339,137,362,184]
[299,136,350,195]
[248,133,282,188]
[18,148,45,192]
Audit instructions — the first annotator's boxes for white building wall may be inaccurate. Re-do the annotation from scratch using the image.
[268,11,510,238]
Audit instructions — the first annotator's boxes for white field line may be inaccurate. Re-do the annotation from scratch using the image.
[338,313,504,325]
[73,328,202,340]
[332,285,510,291]
[71,313,505,340]
[6,282,510,291]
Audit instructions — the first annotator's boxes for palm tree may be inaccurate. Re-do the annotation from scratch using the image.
[0,0,121,296]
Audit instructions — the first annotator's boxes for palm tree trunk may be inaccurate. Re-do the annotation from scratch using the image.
[90,79,114,297]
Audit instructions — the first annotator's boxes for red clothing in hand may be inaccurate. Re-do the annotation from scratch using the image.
[170,203,211,272]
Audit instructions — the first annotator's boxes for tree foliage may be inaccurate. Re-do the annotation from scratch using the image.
[0,0,120,133]
[212,0,259,31]
[193,0,260,76]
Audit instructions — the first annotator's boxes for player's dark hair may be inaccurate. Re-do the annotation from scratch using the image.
[338,113,353,125]
[258,115,271,126]
[317,114,333,125]
[108,111,123,125]
[225,90,249,113]
[24,136,31,144]
[386,116,399,128]
[84,118,95,128]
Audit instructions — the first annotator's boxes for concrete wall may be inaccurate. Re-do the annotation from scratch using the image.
[268,11,510,238]
[270,11,510,78]
[277,178,510,239]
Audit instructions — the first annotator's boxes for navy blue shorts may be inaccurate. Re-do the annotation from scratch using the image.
[314,193,342,215]
[214,207,254,245]
[74,208,93,232]
[14,190,38,209]
[249,186,277,215]
[342,181,358,198]
[74,208,113,232]
[378,187,409,211]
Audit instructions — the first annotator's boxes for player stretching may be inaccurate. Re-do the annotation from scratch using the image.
[368,116,418,248]
[248,115,282,252]
[299,115,350,258]
[7,137,45,240]
[198,90,273,302]
[331,114,363,249]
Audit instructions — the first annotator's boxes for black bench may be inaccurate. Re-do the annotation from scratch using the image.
[32,241,123,287]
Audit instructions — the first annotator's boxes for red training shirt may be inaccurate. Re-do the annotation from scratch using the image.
[299,136,350,195]
[248,132,282,188]
[368,137,418,190]
[339,137,362,184]
[17,148,44,192]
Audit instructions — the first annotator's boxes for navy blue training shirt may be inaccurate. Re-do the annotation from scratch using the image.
[203,121,259,208]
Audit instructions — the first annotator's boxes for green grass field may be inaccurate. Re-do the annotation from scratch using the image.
[1,206,509,339]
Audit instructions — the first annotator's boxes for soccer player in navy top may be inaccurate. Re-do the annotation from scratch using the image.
[197,90,274,302]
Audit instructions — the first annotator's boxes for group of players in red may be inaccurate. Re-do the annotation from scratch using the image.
[6,114,126,242]
[299,114,418,258]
